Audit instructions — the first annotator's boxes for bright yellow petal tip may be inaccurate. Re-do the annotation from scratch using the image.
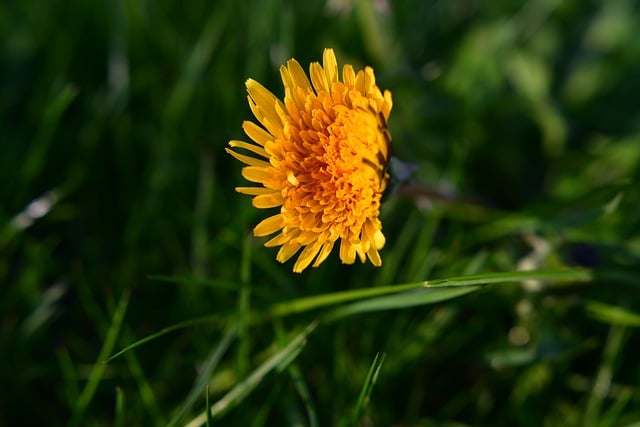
[227,48,393,272]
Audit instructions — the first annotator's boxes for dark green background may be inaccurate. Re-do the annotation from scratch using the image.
[2,0,639,425]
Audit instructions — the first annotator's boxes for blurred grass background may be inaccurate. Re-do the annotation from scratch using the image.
[2,0,640,425]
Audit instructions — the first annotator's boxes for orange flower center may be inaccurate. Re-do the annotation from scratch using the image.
[276,88,389,242]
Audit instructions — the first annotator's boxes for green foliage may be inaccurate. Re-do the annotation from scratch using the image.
[2,0,639,426]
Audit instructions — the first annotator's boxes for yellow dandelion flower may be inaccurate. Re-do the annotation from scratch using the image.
[226,48,393,273]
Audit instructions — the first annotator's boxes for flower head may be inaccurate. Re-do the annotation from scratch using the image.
[227,48,393,272]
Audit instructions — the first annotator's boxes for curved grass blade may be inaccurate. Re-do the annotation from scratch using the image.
[268,269,591,318]
[107,314,224,362]
[184,321,317,427]
[267,282,426,317]
[324,286,479,322]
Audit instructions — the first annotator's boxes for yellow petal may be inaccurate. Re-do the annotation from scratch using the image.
[291,59,313,90]
[236,187,276,195]
[252,192,285,208]
[241,166,273,183]
[373,229,385,249]
[323,48,338,87]
[247,97,281,140]
[293,240,323,273]
[228,140,268,158]
[254,214,284,237]
[225,148,270,167]
[364,220,385,249]
[342,64,356,88]
[246,80,284,137]
[281,59,312,93]
[297,230,319,245]
[363,67,376,95]
[312,240,335,267]
[265,230,297,247]
[382,90,393,120]
[242,121,273,146]
[366,246,382,266]
[339,239,357,264]
[356,244,367,263]
[276,241,302,263]
[354,69,365,94]
[309,61,329,94]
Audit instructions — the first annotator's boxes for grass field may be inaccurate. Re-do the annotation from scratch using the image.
[2,0,640,425]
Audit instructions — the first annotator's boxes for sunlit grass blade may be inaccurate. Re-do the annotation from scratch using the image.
[268,269,591,318]
[68,290,130,427]
[268,282,428,317]
[422,269,591,288]
[205,386,212,427]
[586,301,640,327]
[324,286,480,321]
[583,324,627,427]
[167,326,237,427]
[349,352,385,427]
[184,321,317,427]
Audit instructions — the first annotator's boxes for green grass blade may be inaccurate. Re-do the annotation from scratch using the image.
[421,269,592,288]
[599,387,632,427]
[167,326,237,427]
[350,352,386,426]
[184,321,317,427]
[68,290,130,427]
[586,301,640,327]
[107,315,224,362]
[267,282,428,317]
[583,324,627,427]
[205,386,212,427]
[123,344,164,425]
[164,5,226,123]
[325,286,480,322]
[273,320,319,427]
[286,363,319,427]
[114,386,125,427]
[268,269,591,318]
